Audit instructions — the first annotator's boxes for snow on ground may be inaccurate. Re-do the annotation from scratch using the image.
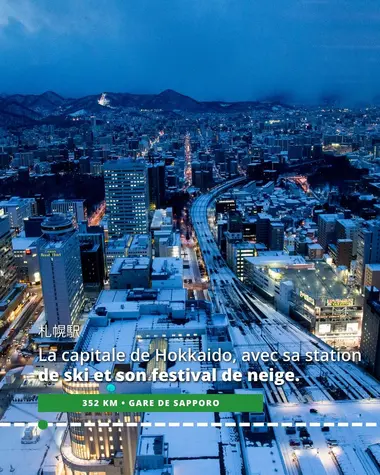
[305,385,327,402]
[246,445,286,475]
[283,389,301,404]
[2,401,66,424]
[219,412,243,475]
[269,400,380,475]
[0,403,65,474]
[171,459,220,475]
[142,411,219,459]
[0,427,56,475]
[367,443,380,466]
[333,445,369,475]
[296,450,329,475]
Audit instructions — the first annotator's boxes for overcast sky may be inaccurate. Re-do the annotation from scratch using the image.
[1,0,380,103]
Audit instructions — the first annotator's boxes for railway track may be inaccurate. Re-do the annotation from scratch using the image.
[191,180,380,405]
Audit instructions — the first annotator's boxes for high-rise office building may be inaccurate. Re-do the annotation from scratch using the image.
[230,242,256,281]
[166,166,178,193]
[12,237,40,284]
[228,211,243,233]
[147,161,166,210]
[216,198,236,215]
[34,194,46,216]
[51,199,86,224]
[242,220,256,241]
[356,220,380,288]
[256,214,271,247]
[317,214,338,251]
[23,216,46,238]
[0,197,35,232]
[335,239,353,268]
[80,241,105,292]
[0,214,17,301]
[364,263,380,289]
[336,218,361,256]
[191,160,213,191]
[37,214,84,330]
[226,231,244,268]
[372,137,380,160]
[78,221,106,275]
[360,286,380,380]
[269,222,285,251]
[60,314,142,475]
[104,158,149,237]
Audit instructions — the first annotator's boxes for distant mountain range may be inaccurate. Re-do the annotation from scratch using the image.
[0,89,291,127]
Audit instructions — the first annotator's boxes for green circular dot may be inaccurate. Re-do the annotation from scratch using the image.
[38,420,48,430]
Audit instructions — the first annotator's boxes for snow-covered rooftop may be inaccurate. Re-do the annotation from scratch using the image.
[0,403,66,475]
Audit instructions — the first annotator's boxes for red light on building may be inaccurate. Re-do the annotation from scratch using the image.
[25,249,32,255]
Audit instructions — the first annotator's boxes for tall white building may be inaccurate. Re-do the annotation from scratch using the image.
[104,158,149,237]
[37,214,84,330]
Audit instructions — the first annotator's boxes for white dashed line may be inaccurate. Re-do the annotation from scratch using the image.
[0,421,377,429]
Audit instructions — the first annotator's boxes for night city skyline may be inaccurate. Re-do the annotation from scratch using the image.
[1,2,380,475]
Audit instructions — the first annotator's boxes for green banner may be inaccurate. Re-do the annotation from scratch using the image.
[38,393,263,413]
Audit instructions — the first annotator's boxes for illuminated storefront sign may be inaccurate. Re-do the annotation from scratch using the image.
[300,291,315,306]
[326,298,354,307]
[40,252,62,258]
